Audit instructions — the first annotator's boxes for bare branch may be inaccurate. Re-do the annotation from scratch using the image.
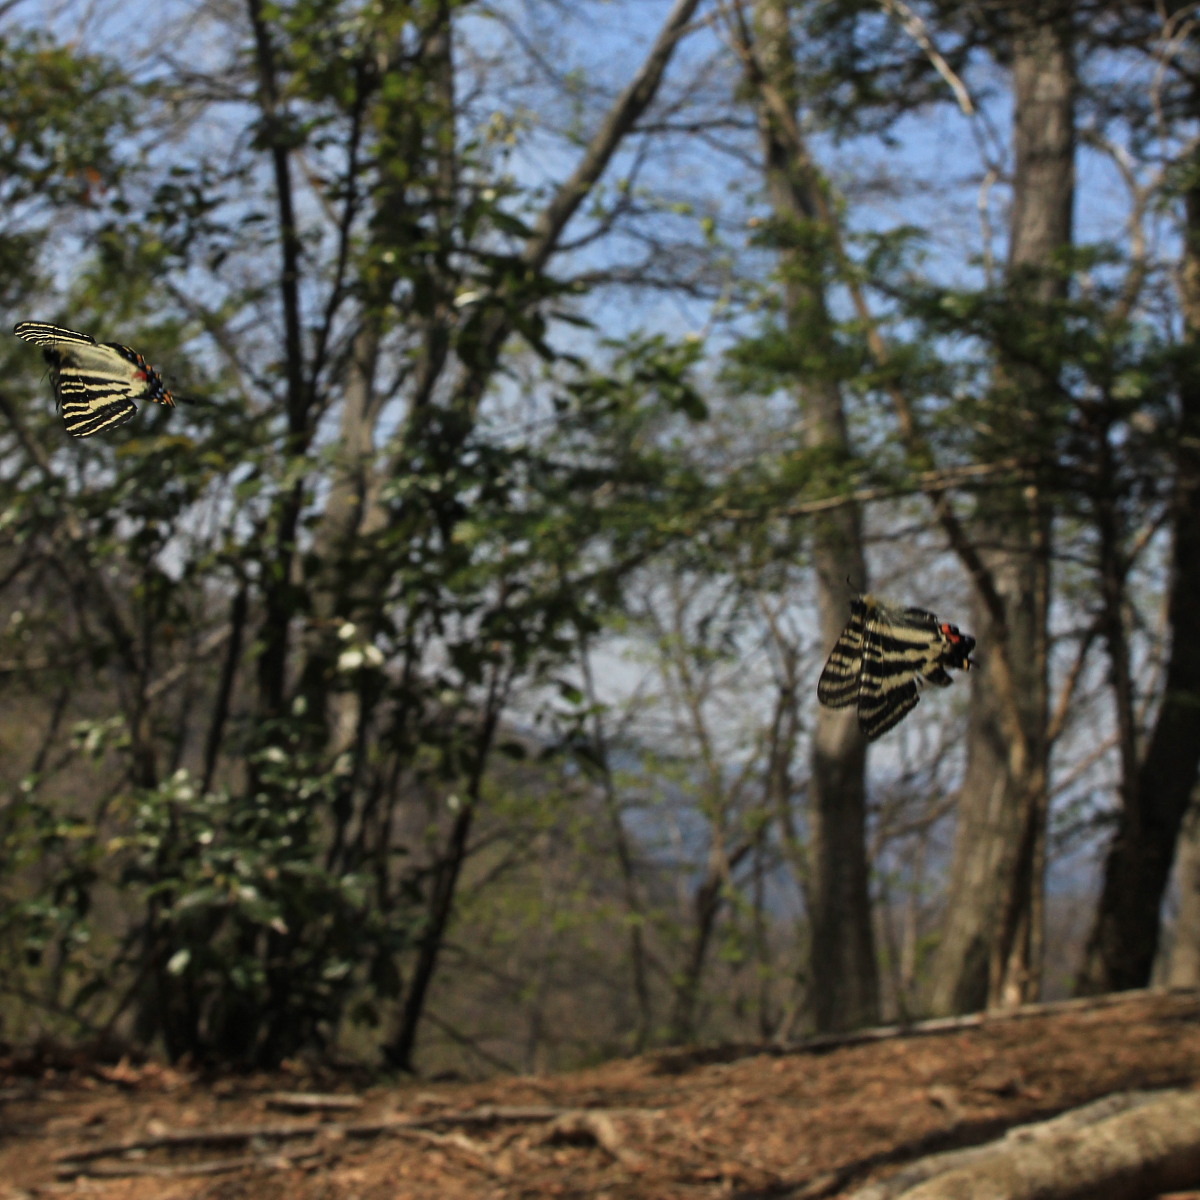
[522,0,707,272]
[878,0,973,115]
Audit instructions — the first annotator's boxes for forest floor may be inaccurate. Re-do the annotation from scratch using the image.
[2,989,1199,1200]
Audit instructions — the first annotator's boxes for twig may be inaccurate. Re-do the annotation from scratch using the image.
[1045,617,1100,747]
[54,1104,655,1166]
[145,624,233,700]
[978,167,998,287]
[264,1092,365,1113]
[521,0,705,273]
[720,458,1032,522]
[878,0,973,115]
[57,1148,323,1180]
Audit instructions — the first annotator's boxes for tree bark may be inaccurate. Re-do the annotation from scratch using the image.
[666,855,734,1044]
[876,1090,1200,1200]
[846,1092,1173,1200]
[246,0,309,726]
[745,0,878,1033]
[1165,795,1200,987]
[579,638,655,1051]
[1075,176,1200,994]
[928,7,1074,1015]
[382,668,507,1071]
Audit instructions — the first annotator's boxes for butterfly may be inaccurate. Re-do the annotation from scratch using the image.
[817,594,975,739]
[13,321,176,437]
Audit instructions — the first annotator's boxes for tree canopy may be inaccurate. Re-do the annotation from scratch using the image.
[0,0,1197,1074]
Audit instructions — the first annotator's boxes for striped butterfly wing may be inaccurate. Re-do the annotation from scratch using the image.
[818,595,976,740]
[858,601,975,738]
[857,602,932,738]
[13,322,176,438]
[817,597,867,709]
[50,341,140,438]
[12,321,98,349]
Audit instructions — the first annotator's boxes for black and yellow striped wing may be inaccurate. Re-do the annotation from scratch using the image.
[816,600,866,709]
[818,595,975,740]
[13,321,176,438]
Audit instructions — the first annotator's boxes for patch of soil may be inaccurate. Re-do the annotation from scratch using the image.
[2,990,1198,1199]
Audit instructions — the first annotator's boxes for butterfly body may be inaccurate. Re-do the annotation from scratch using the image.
[13,321,175,437]
[817,593,975,739]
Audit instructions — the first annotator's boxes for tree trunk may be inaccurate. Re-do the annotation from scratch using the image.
[849,1090,1200,1200]
[1076,181,1200,993]
[746,0,878,1033]
[1164,794,1200,987]
[666,861,728,1044]
[382,677,505,1071]
[928,8,1074,1015]
[377,0,706,1068]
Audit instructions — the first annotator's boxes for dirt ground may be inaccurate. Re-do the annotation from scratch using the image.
[2,989,1198,1200]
